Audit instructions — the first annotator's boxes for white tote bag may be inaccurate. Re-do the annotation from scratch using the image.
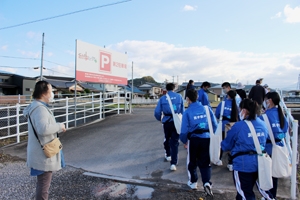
[215,101,225,137]
[205,106,221,164]
[262,114,292,178]
[166,94,182,134]
[245,120,273,191]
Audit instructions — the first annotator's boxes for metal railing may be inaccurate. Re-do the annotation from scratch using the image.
[280,95,299,200]
[0,91,132,144]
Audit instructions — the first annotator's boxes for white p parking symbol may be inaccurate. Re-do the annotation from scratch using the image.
[101,55,110,69]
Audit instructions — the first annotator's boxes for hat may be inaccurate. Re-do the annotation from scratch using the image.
[264,84,268,87]
[236,82,245,89]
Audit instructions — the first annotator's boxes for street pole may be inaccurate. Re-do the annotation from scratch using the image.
[131,61,133,113]
[40,33,45,81]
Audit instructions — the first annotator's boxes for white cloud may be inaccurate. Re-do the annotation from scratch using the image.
[284,5,300,23]
[111,40,300,89]
[17,49,40,58]
[225,29,230,32]
[183,5,197,11]
[47,52,53,57]
[65,50,75,55]
[271,12,282,19]
[46,62,74,77]
[0,67,17,74]
[1,45,8,50]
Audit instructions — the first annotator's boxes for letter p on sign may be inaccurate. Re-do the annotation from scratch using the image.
[100,52,111,72]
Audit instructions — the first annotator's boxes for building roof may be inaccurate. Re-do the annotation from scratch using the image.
[181,82,219,88]
[46,79,99,92]
[36,75,74,82]
[139,82,161,88]
[119,85,145,94]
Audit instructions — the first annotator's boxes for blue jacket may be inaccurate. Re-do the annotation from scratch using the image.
[180,102,218,144]
[154,91,184,123]
[197,88,211,108]
[215,99,233,131]
[221,118,269,173]
[259,107,288,155]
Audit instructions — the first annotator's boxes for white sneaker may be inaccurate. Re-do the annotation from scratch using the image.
[227,164,233,172]
[165,156,171,162]
[170,164,177,171]
[215,160,223,166]
[204,182,213,197]
[187,181,197,190]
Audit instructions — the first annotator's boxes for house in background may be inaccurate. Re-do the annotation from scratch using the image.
[118,85,145,98]
[0,71,36,96]
[138,82,162,99]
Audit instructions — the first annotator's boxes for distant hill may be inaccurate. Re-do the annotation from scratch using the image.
[128,76,160,87]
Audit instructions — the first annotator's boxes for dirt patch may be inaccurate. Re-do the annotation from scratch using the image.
[0,152,25,163]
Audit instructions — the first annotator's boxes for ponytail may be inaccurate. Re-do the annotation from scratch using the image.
[248,101,258,120]
[266,92,285,129]
[227,90,238,122]
[239,98,257,121]
[187,80,194,90]
[278,105,285,129]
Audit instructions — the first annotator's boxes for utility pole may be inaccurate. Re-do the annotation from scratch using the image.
[132,61,133,96]
[40,33,45,81]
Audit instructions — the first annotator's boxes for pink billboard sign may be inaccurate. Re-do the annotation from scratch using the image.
[76,40,128,85]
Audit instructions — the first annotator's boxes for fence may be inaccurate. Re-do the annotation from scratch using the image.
[132,97,159,104]
[279,96,299,200]
[0,91,132,144]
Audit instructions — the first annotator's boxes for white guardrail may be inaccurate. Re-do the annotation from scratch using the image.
[279,95,299,200]
[0,91,132,143]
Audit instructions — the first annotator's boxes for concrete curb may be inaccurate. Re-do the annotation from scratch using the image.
[83,171,237,194]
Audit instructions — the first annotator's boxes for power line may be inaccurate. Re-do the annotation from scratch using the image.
[0,0,132,30]
[0,55,73,69]
[0,66,33,69]
[0,65,71,76]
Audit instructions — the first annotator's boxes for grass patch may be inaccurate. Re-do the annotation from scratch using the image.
[0,135,28,148]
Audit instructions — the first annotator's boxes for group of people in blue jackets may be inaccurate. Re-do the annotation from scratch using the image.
[154,81,288,200]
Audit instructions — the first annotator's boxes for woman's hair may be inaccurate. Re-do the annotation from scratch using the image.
[265,92,285,129]
[227,90,238,122]
[187,80,194,90]
[32,81,50,99]
[201,81,211,88]
[239,98,258,120]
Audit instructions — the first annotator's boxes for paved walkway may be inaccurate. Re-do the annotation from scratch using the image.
[2,108,292,198]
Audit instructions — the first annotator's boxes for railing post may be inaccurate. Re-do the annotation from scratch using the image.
[103,93,105,118]
[84,104,86,123]
[92,92,94,112]
[129,92,132,113]
[16,103,20,143]
[100,92,102,119]
[117,91,120,114]
[18,94,20,104]
[291,120,298,200]
[125,92,127,114]
[7,107,10,135]
[66,97,69,129]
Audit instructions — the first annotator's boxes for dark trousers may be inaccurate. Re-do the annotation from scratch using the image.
[36,171,52,200]
[258,177,278,199]
[220,131,233,164]
[233,170,258,200]
[187,137,211,185]
[163,122,179,165]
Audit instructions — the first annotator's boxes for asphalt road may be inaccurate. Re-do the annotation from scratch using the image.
[2,107,294,198]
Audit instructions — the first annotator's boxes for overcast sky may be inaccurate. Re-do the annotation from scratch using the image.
[0,0,300,89]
